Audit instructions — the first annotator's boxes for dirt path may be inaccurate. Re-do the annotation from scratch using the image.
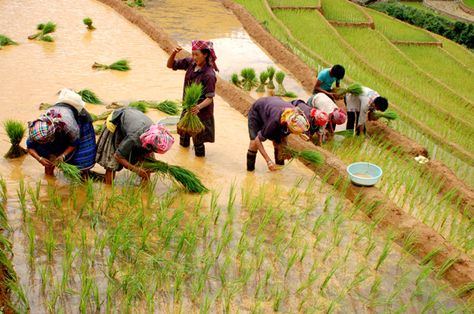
[95,0,474,299]
[425,0,474,22]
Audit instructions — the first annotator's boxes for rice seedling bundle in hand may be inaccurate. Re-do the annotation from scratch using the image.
[284,147,324,166]
[0,35,17,49]
[177,83,205,136]
[56,161,82,183]
[83,17,95,30]
[240,68,258,91]
[275,71,287,96]
[334,130,354,137]
[336,83,363,97]
[91,110,112,122]
[77,89,102,104]
[372,110,399,121]
[266,66,276,90]
[92,59,130,71]
[3,120,27,159]
[28,21,56,42]
[230,73,241,87]
[143,159,208,193]
[283,91,297,98]
[146,100,180,115]
[256,71,269,93]
[128,101,148,113]
[94,124,104,135]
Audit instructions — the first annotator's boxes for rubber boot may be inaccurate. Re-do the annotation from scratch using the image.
[274,148,285,166]
[247,150,257,171]
[179,136,190,148]
[194,144,205,157]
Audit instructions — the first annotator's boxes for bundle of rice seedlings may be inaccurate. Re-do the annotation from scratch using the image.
[38,103,52,110]
[83,17,95,30]
[177,83,205,136]
[92,59,130,71]
[28,21,56,42]
[266,66,276,90]
[283,91,297,98]
[91,110,112,122]
[0,35,18,49]
[3,120,27,159]
[128,101,148,113]
[240,68,258,91]
[275,71,287,96]
[127,0,145,7]
[143,159,208,193]
[56,161,82,183]
[230,73,241,88]
[94,124,104,135]
[77,89,102,104]
[372,110,399,121]
[284,147,324,166]
[334,130,354,137]
[147,100,180,115]
[336,83,363,97]
[256,71,269,93]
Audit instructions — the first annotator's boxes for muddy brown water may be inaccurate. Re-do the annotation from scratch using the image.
[0,0,466,312]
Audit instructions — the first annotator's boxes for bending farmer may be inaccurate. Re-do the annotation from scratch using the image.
[312,64,345,101]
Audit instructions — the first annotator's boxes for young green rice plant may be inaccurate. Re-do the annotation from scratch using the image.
[240,68,258,91]
[436,256,458,279]
[146,100,180,115]
[17,180,27,221]
[284,250,299,278]
[375,236,393,271]
[45,225,55,263]
[320,262,339,294]
[274,71,287,96]
[83,17,95,30]
[77,89,102,104]
[127,0,145,7]
[142,158,208,193]
[266,66,276,90]
[372,110,399,122]
[3,119,27,159]
[92,59,130,71]
[336,83,363,97]
[0,34,18,49]
[283,91,298,98]
[128,100,148,113]
[28,21,56,42]
[284,147,324,166]
[455,281,474,298]
[230,73,241,88]
[56,161,82,183]
[26,217,35,265]
[256,70,269,93]
[420,247,442,265]
[177,83,204,136]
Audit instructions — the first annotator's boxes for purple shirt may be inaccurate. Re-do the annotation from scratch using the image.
[173,57,217,120]
[249,97,293,143]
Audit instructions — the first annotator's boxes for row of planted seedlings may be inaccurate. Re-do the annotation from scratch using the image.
[1,171,471,312]
[325,133,473,256]
[234,0,474,180]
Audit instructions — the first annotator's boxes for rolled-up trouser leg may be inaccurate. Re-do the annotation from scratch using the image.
[274,147,285,165]
[247,150,257,171]
[194,143,205,157]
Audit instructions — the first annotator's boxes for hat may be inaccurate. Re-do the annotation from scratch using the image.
[310,108,329,127]
[140,124,175,154]
[57,88,85,113]
[330,108,347,125]
[281,108,309,134]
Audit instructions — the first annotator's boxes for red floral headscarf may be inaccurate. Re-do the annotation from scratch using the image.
[192,40,219,72]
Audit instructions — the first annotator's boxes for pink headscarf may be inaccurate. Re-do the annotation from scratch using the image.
[140,124,174,154]
[331,108,347,125]
[192,40,219,72]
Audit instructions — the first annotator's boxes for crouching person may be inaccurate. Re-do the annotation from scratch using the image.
[247,97,309,171]
[306,93,347,142]
[291,99,329,146]
[27,88,96,178]
[95,107,174,184]
[344,86,388,135]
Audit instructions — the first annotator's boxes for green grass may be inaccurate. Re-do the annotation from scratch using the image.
[462,0,474,9]
[436,35,474,69]
[322,0,370,23]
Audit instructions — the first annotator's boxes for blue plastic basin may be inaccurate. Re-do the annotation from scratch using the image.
[346,162,383,186]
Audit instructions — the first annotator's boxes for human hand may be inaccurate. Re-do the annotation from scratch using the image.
[55,154,66,164]
[267,160,278,171]
[191,105,201,115]
[172,46,183,55]
[39,157,53,167]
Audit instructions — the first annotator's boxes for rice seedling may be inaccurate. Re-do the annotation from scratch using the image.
[284,146,324,166]
[128,100,148,113]
[336,83,363,97]
[127,0,145,7]
[230,73,241,87]
[3,119,27,159]
[177,83,205,136]
[320,262,339,294]
[0,34,18,49]
[92,59,130,71]
[455,281,474,298]
[83,17,95,30]
[77,89,102,104]
[146,100,180,115]
[420,247,442,265]
[94,123,104,135]
[283,91,297,98]
[266,66,276,90]
[240,68,258,91]
[256,70,268,93]
[372,110,399,121]
[28,21,56,42]
[375,236,393,270]
[56,161,82,183]
[274,71,287,96]
[436,256,458,278]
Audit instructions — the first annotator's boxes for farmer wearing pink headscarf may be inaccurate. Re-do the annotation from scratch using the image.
[291,99,329,146]
[307,93,347,141]
[95,107,174,184]
[167,40,218,157]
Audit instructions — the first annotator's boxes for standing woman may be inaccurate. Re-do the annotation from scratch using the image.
[167,40,218,157]
[27,88,96,178]
[95,107,174,184]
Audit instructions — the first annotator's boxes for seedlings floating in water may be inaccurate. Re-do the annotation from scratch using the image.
[78,89,102,104]
[0,34,18,49]
[256,71,269,93]
[92,59,130,71]
[83,17,95,30]
[3,120,27,159]
[28,21,56,42]
[266,66,276,90]
[275,71,287,96]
